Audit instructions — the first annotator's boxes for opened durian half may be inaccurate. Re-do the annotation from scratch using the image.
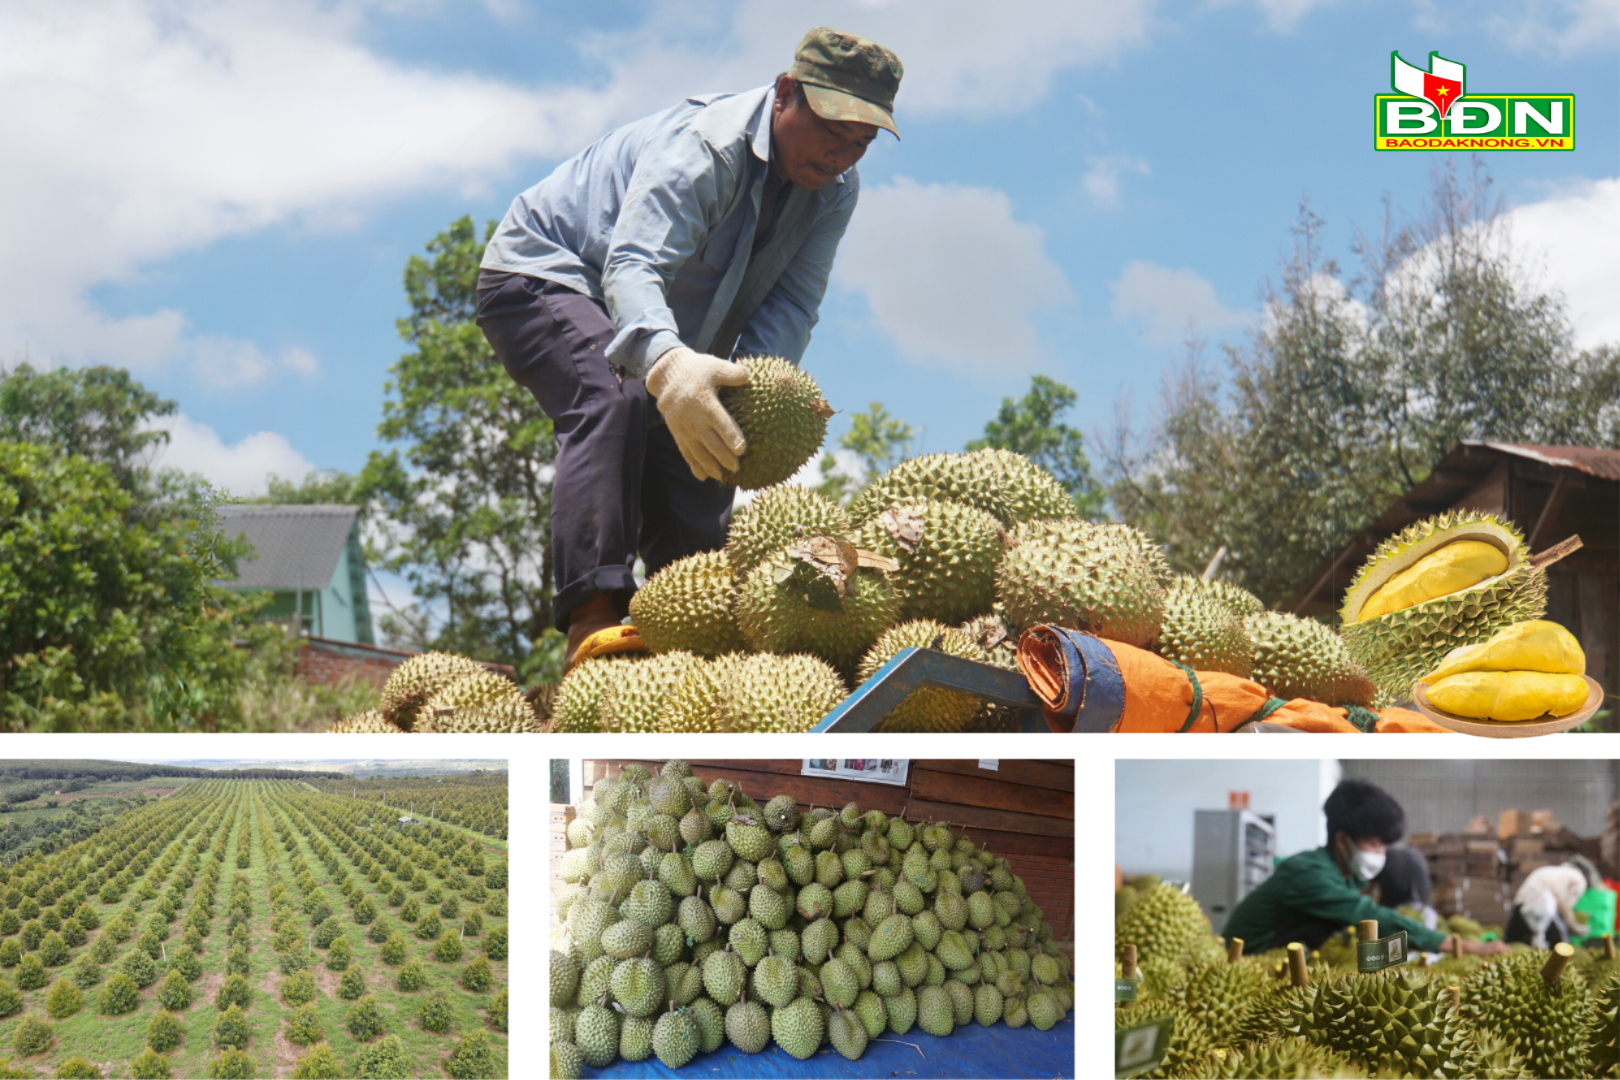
[1339,511,1547,704]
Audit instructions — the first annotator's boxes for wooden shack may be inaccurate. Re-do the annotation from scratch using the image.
[1290,441,1620,715]
[549,759,1074,948]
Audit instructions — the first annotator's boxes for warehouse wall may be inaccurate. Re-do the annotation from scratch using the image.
[1115,759,1342,881]
[550,759,1074,944]
[1340,760,1620,837]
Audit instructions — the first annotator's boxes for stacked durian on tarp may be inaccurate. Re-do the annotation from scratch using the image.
[1115,878,1620,1079]
[550,761,1072,1078]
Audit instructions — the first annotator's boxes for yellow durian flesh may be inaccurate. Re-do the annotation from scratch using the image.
[1427,670,1588,721]
[1424,620,1585,682]
[1357,540,1508,622]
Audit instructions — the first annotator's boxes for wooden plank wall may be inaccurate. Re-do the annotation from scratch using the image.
[552,759,1074,942]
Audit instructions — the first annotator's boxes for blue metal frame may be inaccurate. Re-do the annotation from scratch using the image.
[813,648,1048,732]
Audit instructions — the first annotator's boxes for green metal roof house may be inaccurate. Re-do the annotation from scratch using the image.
[216,505,375,645]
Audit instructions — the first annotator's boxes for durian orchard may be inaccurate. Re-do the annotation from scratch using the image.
[1115,876,1620,1079]
[331,356,1591,733]
[550,761,1075,1077]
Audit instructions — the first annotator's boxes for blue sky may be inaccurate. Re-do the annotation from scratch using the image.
[5,0,1616,494]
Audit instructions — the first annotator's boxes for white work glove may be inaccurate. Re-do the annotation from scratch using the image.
[645,346,751,481]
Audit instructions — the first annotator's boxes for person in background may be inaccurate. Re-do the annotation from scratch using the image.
[1223,779,1509,957]
[1507,856,1597,948]
[1374,845,1439,930]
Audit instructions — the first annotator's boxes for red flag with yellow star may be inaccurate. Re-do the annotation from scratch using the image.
[1391,51,1465,119]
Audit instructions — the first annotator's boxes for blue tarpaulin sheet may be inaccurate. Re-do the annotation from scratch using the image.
[580,1014,1076,1079]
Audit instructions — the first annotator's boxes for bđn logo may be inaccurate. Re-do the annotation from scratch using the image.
[1375,51,1574,151]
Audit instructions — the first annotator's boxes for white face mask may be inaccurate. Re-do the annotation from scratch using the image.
[1353,846,1386,881]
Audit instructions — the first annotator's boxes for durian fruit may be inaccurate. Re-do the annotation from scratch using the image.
[553,656,639,733]
[847,453,1013,527]
[417,670,534,732]
[1340,511,1547,703]
[600,653,702,732]
[857,501,1006,625]
[725,486,851,574]
[965,448,1076,524]
[1115,1001,1217,1079]
[1197,1037,1363,1079]
[1587,969,1620,1078]
[1424,670,1589,721]
[1204,580,1266,620]
[629,551,747,657]
[1094,523,1174,586]
[1160,958,1269,1046]
[958,613,1025,734]
[716,654,846,732]
[1115,883,1215,969]
[328,710,405,733]
[995,518,1166,645]
[1462,948,1591,1079]
[1246,612,1375,707]
[1153,577,1254,677]
[717,356,834,490]
[377,651,487,728]
[656,654,746,733]
[1281,969,1472,1077]
[854,621,985,732]
[733,540,900,671]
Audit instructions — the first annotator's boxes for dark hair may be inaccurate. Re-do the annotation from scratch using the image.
[774,72,808,109]
[1324,779,1405,844]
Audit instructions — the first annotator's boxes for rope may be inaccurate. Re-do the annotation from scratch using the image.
[1230,698,1289,732]
[1168,661,1204,733]
[1342,706,1380,733]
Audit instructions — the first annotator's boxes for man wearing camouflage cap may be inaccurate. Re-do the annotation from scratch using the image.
[477,27,903,669]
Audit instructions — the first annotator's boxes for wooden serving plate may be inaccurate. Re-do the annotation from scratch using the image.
[1412,675,1604,737]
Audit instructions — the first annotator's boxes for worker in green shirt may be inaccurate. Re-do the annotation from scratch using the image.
[1223,779,1510,958]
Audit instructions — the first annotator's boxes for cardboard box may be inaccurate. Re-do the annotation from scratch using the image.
[1499,808,1527,840]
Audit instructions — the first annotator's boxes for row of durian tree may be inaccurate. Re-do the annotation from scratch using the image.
[335,357,1586,733]
[550,761,1073,1077]
[1116,877,1620,1078]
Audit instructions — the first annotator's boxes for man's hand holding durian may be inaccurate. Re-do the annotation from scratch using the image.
[646,346,751,481]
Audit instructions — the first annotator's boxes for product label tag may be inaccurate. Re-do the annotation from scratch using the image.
[1356,930,1409,972]
[1115,977,1138,1001]
[1116,1016,1173,1078]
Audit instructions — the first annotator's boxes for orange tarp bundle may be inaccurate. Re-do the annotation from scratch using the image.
[1018,629,1450,733]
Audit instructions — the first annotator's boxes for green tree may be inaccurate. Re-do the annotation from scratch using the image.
[54,1058,100,1079]
[128,1049,172,1080]
[208,1050,255,1080]
[394,960,426,992]
[352,1034,412,1080]
[44,978,80,1019]
[147,1009,185,1052]
[284,1002,324,1046]
[12,1013,50,1055]
[418,988,453,1033]
[1109,164,1620,605]
[0,363,173,493]
[291,1044,343,1080]
[968,375,1105,518]
[445,1029,497,1080]
[212,1003,250,1050]
[345,995,386,1041]
[359,217,562,681]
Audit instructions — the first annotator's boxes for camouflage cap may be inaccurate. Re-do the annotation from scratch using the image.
[788,26,903,138]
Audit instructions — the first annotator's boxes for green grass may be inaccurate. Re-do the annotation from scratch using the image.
[0,780,506,1078]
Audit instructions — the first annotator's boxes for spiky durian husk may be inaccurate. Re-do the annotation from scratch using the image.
[1197,1036,1364,1079]
[1339,511,1547,704]
[1245,613,1376,707]
[599,651,701,733]
[847,453,1013,527]
[1587,969,1620,1078]
[856,500,1006,625]
[996,519,1165,645]
[1094,523,1175,586]
[378,651,487,728]
[1116,1001,1217,1079]
[717,653,845,732]
[654,654,746,733]
[629,551,747,657]
[422,669,524,710]
[716,356,831,490]
[1463,1029,1530,1080]
[1463,950,1591,1079]
[726,486,851,573]
[426,695,542,733]
[854,621,985,733]
[1285,969,1473,1077]
[553,656,639,733]
[733,547,900,671]
[1204,580,1266,620]
[1155,577,1255,677]
[327,710,405,733]
[1116,884,1214,969]
[957,613,1024,733]
[1161,958,1271,1046]
[964,448,1076,524]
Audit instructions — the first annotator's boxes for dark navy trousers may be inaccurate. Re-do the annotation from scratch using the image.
[475,270,733,632]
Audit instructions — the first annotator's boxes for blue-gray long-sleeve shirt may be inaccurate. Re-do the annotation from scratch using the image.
[481,85,858,378]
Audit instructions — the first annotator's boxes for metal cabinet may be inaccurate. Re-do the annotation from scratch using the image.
[1192,809,1278,935]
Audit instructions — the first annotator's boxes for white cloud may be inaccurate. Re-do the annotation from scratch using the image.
[835,177,1074,372]
[1508,176,1620,349]
[1252,0,1336,33]
[148,413,317,496]
[0,0,1154,385]
[1081,154,1151,208]
[1110,260,1250,345]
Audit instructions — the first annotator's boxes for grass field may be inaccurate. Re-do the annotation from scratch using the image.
[0,777,508,1078]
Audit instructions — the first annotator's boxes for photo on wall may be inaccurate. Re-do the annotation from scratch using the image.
[550,758,1074,1079]
[1115,758,1620,1079]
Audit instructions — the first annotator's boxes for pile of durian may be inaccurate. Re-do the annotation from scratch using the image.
[330,652,545,733]
[550,761,1073,1077]
[1116,879,1620,1078]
